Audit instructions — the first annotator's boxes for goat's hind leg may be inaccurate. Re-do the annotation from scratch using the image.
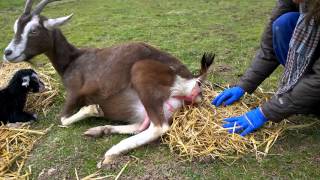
[83,122,142,137]
[61,104,104,126]
[98,122,170,168]
[84,114,150,137]
[98,60,173,167]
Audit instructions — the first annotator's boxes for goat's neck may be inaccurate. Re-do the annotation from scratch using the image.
[45,29,82,76]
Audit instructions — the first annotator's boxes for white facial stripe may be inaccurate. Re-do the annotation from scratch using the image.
[4,16,40,62]
[14,20,18,33]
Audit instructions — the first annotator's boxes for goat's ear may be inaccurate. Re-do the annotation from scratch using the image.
[44,14,73,30]
[22,76,30,87]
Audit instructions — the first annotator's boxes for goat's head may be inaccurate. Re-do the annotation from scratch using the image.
[9,69,45,93]
[171,53,215,104]
[3,0,72,63]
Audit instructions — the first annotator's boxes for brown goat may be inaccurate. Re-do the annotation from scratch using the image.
[3,0,214,167]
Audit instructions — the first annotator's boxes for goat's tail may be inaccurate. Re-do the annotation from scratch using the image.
[199,52,215,77]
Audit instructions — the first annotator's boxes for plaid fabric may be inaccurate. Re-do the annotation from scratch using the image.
[276,13,320,95]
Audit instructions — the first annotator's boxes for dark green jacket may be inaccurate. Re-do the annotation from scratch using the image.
[237,0,320,122]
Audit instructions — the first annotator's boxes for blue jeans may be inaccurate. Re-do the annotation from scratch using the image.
[272,12,300,65]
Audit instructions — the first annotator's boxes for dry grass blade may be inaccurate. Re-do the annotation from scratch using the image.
[163,83,288,162]
[80,170,115,180]
[115,160,131,180]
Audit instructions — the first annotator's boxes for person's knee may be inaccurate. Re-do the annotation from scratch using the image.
[272,12,300,35]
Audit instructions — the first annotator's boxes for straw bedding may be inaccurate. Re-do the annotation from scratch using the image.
[163,83,287,162]
[0,124,51,179]
[0,62,58,178]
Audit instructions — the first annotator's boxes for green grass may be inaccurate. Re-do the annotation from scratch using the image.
[1,0,320,179]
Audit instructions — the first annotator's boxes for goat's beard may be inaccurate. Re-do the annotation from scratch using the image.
[305,0,320,25]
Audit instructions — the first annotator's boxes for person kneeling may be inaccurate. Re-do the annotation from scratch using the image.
[212,0,320,136]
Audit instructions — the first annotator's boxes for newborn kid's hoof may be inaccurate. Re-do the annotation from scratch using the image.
[83,126,105,138]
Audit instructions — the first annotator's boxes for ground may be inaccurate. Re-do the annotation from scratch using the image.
[1,0,320,179]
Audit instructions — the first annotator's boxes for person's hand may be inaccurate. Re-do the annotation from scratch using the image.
[222,107,268,136]
[212,86,245,107]
[293,0,304,3]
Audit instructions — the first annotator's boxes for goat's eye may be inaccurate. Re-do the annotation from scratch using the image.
[29,29,38,36]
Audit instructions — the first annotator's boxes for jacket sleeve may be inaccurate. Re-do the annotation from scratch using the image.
[237,0,298,93]
[262,55,320,122]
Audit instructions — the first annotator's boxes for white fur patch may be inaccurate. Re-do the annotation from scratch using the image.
[104,122,169,157]
[13,19,18,33]
[22,76,30,87]
[130,99,146,123]
[163,98,182,120]
[61,105,103,126]
[4,16,40,62]
[170,75,199,97]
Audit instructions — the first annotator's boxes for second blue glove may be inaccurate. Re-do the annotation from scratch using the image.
[222,107,268,136]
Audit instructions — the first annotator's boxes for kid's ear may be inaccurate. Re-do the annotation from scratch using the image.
[22,76,30,87]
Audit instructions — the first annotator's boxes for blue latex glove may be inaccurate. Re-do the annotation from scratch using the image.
[212,86,245,107]
[222,107,268,137]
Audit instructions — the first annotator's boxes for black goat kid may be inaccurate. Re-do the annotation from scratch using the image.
[0,69,45,124]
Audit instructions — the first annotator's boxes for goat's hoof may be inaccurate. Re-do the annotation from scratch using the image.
[60,117,68,126]
[83,126,104,137]
[91,104,104,117]
[97,155,118,169]
[6,122,23,128]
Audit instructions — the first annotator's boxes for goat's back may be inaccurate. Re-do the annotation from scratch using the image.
[63,42,193,98]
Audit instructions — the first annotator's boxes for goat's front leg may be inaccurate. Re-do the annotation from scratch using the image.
[61,104,104,126]
[97,122,170,168]
[60,94,79,120]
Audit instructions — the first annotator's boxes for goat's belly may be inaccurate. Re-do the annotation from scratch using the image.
[97,88,146,123]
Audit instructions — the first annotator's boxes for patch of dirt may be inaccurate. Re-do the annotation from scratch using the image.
[38,167,61,180]
[100,155,134,170]
[312,154,320,164]
[215,64,233,73]
[119,144,216,179]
